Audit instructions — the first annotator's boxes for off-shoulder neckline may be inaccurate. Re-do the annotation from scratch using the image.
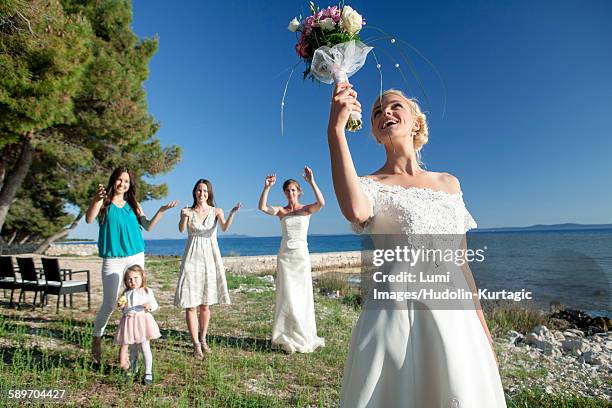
[359,176,463,197]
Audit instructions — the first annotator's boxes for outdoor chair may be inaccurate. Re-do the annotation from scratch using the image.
[0,256,22,307]
[41,257,91,313]
[16,257,46,308]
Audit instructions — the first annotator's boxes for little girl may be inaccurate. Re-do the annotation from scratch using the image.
[115,264,161,385]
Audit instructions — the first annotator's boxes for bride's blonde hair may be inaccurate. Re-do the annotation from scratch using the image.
[371,89,429,161]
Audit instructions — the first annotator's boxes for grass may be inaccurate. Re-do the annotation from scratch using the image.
[506,388,612,407]
[0,257,609,407]
[314,277,553,334]
[481,299,549,336]
[314,273,353,296]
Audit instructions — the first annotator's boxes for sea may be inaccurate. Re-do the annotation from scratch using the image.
[75,228,612,317]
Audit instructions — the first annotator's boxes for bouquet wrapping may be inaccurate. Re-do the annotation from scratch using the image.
[310,40,372,130]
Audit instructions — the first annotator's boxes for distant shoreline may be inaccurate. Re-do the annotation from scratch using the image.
[63,224,612,243]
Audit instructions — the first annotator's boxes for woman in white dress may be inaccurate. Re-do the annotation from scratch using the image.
[175,179,240,359]
[327,85,507,407]
[258,167,326,353]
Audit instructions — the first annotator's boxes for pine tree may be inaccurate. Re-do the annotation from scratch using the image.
[0,0,181,251]
[0,0,92,232]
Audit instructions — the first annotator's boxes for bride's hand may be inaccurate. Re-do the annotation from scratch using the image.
[265,174,276,188]
[303,166,314,184]
[329,82,361,133]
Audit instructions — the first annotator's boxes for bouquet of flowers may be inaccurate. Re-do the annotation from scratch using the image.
[288,2,372,131]
[117,295,127,309]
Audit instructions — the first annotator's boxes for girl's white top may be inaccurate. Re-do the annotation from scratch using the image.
[121,288,159,315]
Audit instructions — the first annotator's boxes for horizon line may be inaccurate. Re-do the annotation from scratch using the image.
[66,221,612,241]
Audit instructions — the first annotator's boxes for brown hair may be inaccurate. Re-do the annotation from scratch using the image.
[122,264,148,294]
[282,179,303,195]
[99,167,140,225]
[191,179,215,208]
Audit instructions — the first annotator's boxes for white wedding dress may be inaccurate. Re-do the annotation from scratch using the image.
[271,214,325,353]
[341,177,507,408]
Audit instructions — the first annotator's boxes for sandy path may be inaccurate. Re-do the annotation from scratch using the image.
[3,252,361,314]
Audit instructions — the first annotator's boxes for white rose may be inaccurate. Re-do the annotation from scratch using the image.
[319,18,335,31]
[341,6,363,36]
[288,17,300,32]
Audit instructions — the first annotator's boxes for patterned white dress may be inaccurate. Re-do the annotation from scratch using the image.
[175,208,231,308]
[340,177,507,408]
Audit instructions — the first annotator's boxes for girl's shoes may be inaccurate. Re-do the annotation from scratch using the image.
[144,374,153,385]
[193,342,204,360]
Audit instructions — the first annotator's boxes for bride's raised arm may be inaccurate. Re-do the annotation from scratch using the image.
[258,174,282,216]
[327,82,371,224]
[302,166,325,214]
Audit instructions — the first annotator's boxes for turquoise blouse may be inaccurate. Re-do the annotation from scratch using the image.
[98,202,145,258]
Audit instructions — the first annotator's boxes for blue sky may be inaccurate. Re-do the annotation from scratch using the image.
[72,0,612,239]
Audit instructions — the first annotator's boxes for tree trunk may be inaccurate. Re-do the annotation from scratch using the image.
[7,230,17,245]
[0,137,34,233]
[18,233,32,245]
[34,212,84,254]
[0,144,11,191]
[0,162,5,191]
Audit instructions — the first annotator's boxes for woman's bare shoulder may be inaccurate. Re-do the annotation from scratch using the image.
[433,171,461,194]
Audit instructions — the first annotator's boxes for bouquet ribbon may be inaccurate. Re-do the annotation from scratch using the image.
[310,40,373,131]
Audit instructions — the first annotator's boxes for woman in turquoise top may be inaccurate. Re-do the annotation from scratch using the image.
[86,167,177,363]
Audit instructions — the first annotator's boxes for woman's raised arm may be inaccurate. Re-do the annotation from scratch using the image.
[217,203,241,232]
[137,200,179,231]
[258,174,281,216]
[86,184,106,224]
[302,166,325,214]
[327,83,371,223]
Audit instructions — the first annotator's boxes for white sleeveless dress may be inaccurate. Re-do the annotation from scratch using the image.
[174,208,231,308]
[341,177,507,408]
[271,214,325,353]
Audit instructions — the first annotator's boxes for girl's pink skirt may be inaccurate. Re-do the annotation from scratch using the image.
[114,311,161,345]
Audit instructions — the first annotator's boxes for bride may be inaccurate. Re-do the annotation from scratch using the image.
[327,84,507,407]
[258,167,326,353]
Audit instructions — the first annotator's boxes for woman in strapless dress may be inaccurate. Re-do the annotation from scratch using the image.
[258,167,326,353]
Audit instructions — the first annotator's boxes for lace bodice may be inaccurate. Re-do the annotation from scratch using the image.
[280,214,310,249]
[352,177,477,235]
[188,207,217,238]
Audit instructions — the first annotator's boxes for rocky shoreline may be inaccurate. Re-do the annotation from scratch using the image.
[45,243,98,256]
[39,244,363,273]
[499,321,611,400]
